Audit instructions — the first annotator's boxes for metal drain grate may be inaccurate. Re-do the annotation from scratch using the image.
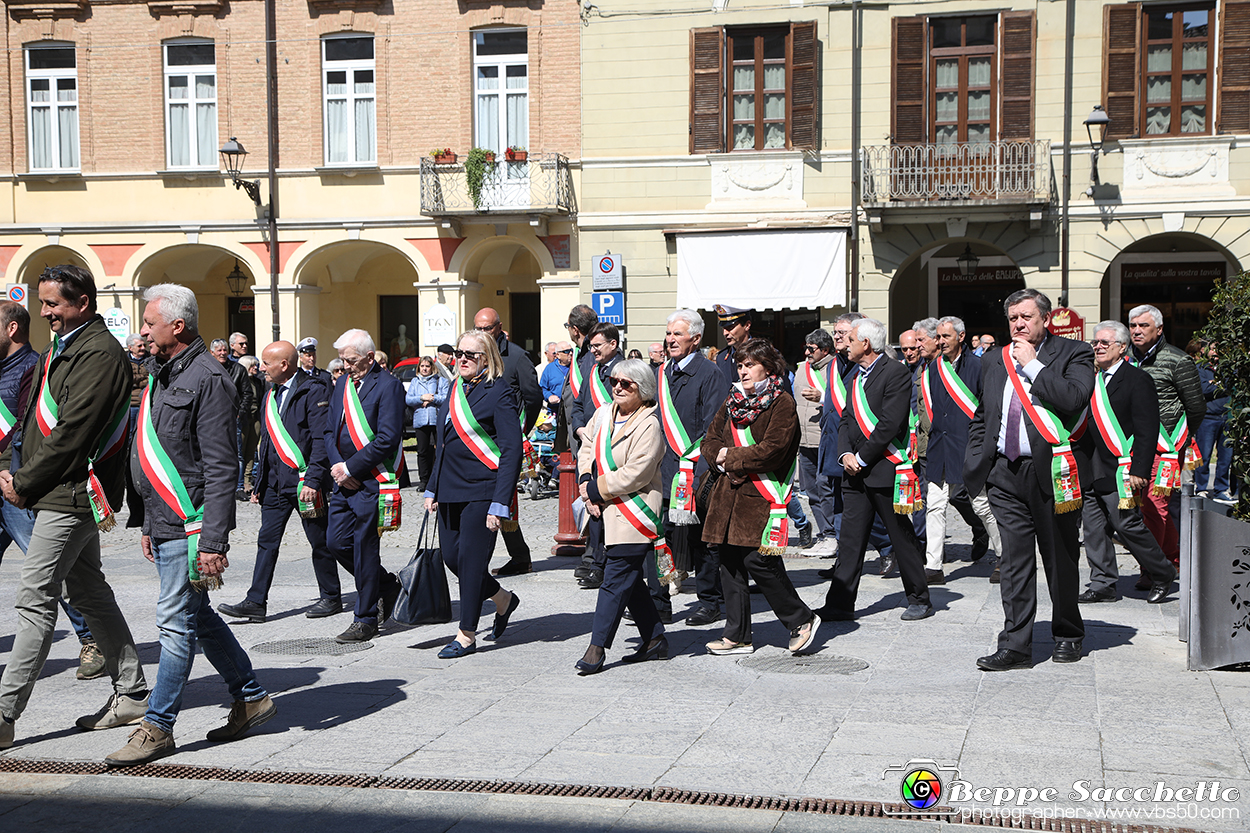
[0,760,1204,833]
[737,654,869,674]
[251,638,374,656]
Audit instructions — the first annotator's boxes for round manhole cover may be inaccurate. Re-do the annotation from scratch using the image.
[252,638,374,656]
[738,654,868,674]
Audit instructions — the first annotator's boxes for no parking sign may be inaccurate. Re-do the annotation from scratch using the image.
[5,284,28,309]
[593,254,623,291]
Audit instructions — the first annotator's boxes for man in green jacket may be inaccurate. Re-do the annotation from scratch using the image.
[0,265,148,750]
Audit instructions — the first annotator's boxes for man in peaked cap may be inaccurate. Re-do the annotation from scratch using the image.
[297,338,332,386]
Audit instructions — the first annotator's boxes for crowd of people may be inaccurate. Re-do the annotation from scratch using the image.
[0,263,1238,765]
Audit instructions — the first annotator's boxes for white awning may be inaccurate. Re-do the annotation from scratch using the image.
[675,228,846,311]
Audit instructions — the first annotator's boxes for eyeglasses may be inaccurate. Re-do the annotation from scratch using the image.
[588,341,610,352]
[610,378,636,390]
[453,349,484,361]
[1090,339,1117,347]
[557,348,574,354]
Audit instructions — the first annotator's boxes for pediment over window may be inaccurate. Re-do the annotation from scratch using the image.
[147,0,227,16]
[4,1,87,20]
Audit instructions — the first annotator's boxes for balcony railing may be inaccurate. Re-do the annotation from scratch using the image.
[419,153,577,218]
[862,140,1051,204]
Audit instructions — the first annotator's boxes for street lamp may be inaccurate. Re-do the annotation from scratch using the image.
[956,244,979,278]
[219,137,262,205]
[225,260,248,296]
[1083,105,1110,185]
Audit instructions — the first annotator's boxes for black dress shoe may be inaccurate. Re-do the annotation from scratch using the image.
[578,571,603,589]
[305,598,343,619]
[989,564,1001,584]
[1052,639,1082,663]
[492,559,533,577]
[924,569,945,586]
[817,566,837,580]
[1077,588,1118,604]
[970,532,990,562]
[621,635,668,664]
[573,565,593,579]
[976,648,1031,671]
[797,524,814,549]
[813,605,854,621]
[575,654,605,675]
[487,593,520,641]
[624,608,673,624]
[218,600,266,623]
[685,607,723,627]
[879,555,896,576]
[378,574,400,625]
[1147,582,1171,604]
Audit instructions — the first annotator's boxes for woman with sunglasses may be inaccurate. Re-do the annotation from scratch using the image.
[424,330,523,658]
[574,359,668,674]
[701,338,820,656]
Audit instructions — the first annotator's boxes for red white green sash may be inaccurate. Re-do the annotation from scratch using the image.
[0,399,16,444]
[342,377,402,533]
[263,388,321,515]
[569,352,585,398]
[849,374,923,514]
[1152,414,1191,496]
[658,361,702,519]
[802,360,829,399]
[135,376,214,589]
[1090,373,1138,509]
[593,408,663,540]
[588,365,611,408]
[919,363,934,422]
[449,376,502,470]
[828,363,848,416]
[1002,346,1082,513]
[934,356,979,419]
[34,341,58,437]
[729,422,796,553]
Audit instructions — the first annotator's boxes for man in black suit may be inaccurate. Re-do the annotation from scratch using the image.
[474,308,542,577]
[219,341,354,623]
[817,317,933,622]
[1080,321,1176,604]
[965,289,1095,670]
[559,304,598,459]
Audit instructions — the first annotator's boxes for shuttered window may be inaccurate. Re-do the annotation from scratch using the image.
[1219,0,1250,132]
[689,21,818,154]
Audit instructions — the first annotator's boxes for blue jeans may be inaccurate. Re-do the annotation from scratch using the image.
[1195,414,1234,495]
[147,537,266,733]
[0,500,92,642]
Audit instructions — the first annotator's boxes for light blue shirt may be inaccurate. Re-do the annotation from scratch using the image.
[996,356,1046,458]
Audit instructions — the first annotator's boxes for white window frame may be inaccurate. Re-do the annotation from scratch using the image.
[25,43,79,173]
[473,29,528,156]
[321,34,376,166]
[163,39,218,170]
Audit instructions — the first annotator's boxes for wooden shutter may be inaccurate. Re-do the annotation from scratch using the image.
[1103,3,1141,140]
[1219,0,1250,133]
[891,16,926,144]
[690,27,725,154]
[999,10,1035,140]
[788,20,819,150]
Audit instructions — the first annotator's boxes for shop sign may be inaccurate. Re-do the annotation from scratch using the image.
[1047,307,1085,340]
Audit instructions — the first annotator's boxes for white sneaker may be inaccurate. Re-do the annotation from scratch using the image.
[706,638,754,656]
[805,537,838,558]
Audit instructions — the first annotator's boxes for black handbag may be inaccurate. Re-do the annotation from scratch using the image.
[392,511,453,626]
[694,467,721,522]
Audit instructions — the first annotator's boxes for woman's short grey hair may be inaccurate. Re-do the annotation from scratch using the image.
[805,328,834,353]
[1095,320,1130,346]
[852,318,888,353]
[610,358,658,405]
[327,358,345,373]
[666,309,704,338]
[938,315,966,337]
[125,334,144,349]
[912,318,938,340]
[333,328,375,355]
[143,283,199,333]
[1128,304,1163,327]
[238,355,258,370]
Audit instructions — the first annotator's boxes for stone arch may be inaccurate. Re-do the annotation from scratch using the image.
[131,243,260,344]
[456,235,547,359]
[7,243,98,348]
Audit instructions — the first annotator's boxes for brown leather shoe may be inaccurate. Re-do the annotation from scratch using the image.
[206,695,277,742]
[105,721,175,768]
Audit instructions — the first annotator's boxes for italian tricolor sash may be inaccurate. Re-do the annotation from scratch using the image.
[263,388,322,516]
[135,376,214,590]
[1152,414,1191,496]
[34,341,58,437]
[658,362,702,522]
[729,422,796,553]
[849,374,923,514]
[1090,373,1138,509]
[0,399,16,445]
[449,376,502,470]
[802,360,829,399]
[934,356,979,419]
[588,365,611,409]
[828,363,848,416]
[1002,346,1083,513]
[343,377,402,533]
[569,352,585,398]
[592,408,663,540]
[919,362,934,422]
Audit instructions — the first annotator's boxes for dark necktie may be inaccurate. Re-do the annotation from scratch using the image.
[1005,381,1023,461]
[274,385,286,415]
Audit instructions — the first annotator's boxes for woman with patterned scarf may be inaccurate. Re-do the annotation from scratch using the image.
[701,338,820,656]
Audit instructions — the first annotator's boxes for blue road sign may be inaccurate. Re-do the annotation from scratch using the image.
[592,291,625,326]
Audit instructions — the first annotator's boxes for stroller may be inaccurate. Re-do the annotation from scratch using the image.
[520,409,558,500]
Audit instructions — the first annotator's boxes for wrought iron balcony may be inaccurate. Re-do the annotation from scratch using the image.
[862,140,1051,205]
[419,152,577,219]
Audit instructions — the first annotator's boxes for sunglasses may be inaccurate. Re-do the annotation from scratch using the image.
[557,348,574,354]
[610,378,637,390]
[1090,339,1117,347]
[453,349,484,361]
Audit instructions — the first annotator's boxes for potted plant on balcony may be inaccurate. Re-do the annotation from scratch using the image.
[465,147,496,208]
[505,145,528,162]
[430,147,456,163]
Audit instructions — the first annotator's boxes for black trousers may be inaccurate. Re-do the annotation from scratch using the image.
[439,500,502,632]
[720,543,812,644]
[591,542,665,649]
[823,479,930,613]
[1082,489,1176,592]
[327,486,395,624]
[413,425,436,485]
[580,516,607,573]
[986,455,1083,653]
[246,488,353,606]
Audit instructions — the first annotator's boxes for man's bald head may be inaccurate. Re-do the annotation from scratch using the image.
[261,341,298,385]
[474,308,502,332]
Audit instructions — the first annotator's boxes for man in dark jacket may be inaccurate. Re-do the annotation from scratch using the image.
[107,283,273,766]
[560,304,598,459]
[297,337,333,386]
[218,341,354,622]
[0,265,149,751]
[213,337,253,499]
[474,308,542,577]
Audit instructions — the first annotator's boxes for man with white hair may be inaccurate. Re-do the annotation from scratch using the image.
[1127,304,1205,577]
[816,317,933,622]
[324,328,405,643]
[108,282,273,765]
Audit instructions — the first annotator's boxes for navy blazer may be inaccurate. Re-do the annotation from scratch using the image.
[427,376,523,507]
[571,354,623,438]
[655,352,730,494]
[256,371,332,500]
[817,354,855,478]
[324,362,406,494]
[964,336,1095,498]
[837,355,916,489]
[1090,361,1160,493]
[925,349,983,486]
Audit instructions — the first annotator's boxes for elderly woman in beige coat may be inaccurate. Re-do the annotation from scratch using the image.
[575,358,667,675]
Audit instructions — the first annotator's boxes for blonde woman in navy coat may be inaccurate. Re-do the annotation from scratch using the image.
[424,330,523,658]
